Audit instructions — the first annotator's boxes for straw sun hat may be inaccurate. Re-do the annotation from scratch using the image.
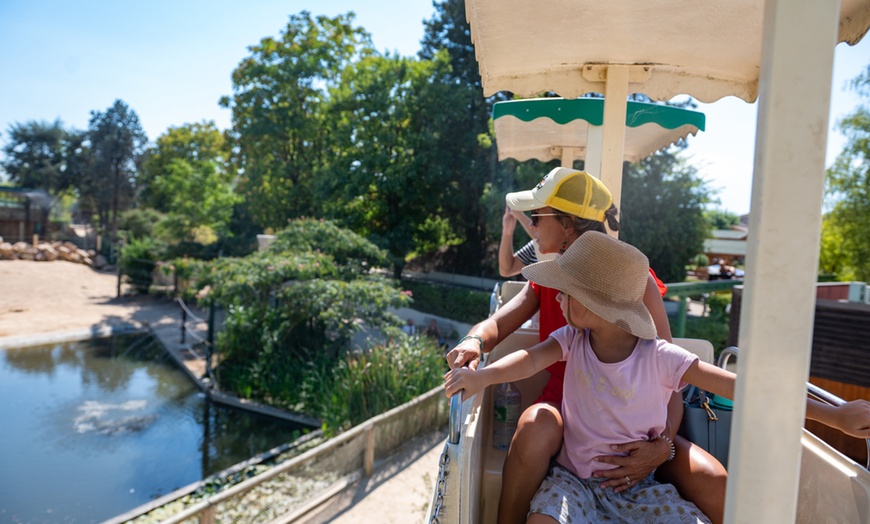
[521,230,656,340]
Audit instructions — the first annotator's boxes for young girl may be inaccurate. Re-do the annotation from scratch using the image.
[444,231,870,523]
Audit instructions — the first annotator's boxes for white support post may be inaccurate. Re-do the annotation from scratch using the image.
[724,0,839,522]
[600,65,629,216]
[560,146,581,168]
[585,126,604,177]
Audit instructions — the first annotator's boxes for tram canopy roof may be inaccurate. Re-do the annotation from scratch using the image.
[493,98,705,163]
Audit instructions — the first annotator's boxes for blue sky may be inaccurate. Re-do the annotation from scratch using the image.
[1,1,868,215]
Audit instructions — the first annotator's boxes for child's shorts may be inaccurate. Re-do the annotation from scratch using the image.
[528,464,711,523]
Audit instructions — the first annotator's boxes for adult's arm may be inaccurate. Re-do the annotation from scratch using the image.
[446,281,540,370]
[499,207,528,277]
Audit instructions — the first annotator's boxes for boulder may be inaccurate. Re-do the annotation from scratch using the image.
[93,254,108,269]
[38,243,59,262]
[0,242,13,259]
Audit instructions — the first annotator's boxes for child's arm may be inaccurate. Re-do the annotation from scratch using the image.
[444,338,562,398]
[806,398,870,439]
[681,360,735,400]
[683,361,870,438]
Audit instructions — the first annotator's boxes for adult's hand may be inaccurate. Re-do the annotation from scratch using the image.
[502,205,517,234]
[591,438,670,493]
[446,340,482,371]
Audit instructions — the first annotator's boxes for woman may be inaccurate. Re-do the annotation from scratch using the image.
[447,167,727,523]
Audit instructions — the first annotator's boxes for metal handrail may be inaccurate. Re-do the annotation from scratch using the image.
[449,391,463,444]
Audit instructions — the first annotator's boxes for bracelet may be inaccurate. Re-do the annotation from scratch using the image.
[457,335,485,351]
[657,434,676,462]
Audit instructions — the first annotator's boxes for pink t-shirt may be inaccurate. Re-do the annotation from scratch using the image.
[550,326,697,479]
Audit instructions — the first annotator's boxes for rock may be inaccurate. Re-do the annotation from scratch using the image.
[93,254,108,269]
[18,252,34,261]
[0,242,13,259]
[38,243,59,262]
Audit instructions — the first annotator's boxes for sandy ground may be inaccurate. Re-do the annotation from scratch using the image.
[0,259,444,523]
[0,259,170,339]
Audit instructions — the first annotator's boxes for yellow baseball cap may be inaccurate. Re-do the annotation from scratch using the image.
[506,167,613,222]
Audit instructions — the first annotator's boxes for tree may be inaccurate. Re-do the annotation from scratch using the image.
[419,0,503,274]
[85,100,148,250]
[320,51,462,276]
[221,11,374,230]
[140,122,238,244]
[1,120,70,194]
[705,209,741,230]
[620,150,714,283]
[824,63,870,281]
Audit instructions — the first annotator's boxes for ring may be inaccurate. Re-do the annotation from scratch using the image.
[624,476,631,485]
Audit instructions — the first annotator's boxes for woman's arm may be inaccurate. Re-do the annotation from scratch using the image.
[444,338,562,398]
[445,282,540,370]
[499,206,527,277]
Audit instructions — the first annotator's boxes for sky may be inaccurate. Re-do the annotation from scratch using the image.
[1,1,868,216]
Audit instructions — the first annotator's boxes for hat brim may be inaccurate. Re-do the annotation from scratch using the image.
[522,259,657,340]
[506,189,546,212]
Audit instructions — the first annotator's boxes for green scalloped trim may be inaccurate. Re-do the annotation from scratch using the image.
[492,98,705,131]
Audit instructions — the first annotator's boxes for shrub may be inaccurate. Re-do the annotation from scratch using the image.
[313,337,448,435]
[119,237,161,294]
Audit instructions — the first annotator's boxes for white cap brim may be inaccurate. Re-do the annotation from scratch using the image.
[506,189,545,211]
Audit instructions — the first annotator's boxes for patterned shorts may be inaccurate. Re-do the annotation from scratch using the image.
[529,464,711,523]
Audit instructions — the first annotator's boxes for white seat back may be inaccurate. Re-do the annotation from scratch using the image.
[672,337,714,364]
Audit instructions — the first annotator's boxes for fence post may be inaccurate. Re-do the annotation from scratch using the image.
[181,307,187,344]
[364,424,376,477]
[675,296,687,338]
[206,304,215,379]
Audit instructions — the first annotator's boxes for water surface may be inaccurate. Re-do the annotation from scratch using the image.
[0,334,308,524]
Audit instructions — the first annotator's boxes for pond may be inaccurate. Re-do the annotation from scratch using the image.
[0,334,310,524]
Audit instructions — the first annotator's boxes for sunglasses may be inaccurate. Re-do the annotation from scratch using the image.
[529,213,561,226]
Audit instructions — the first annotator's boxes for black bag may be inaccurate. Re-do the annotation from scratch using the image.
[678,386,733,469]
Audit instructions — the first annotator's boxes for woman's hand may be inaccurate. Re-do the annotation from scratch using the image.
[591,437,670,493]
[444,367,486,398]
[446,340,482,370]
[502,205,517,234]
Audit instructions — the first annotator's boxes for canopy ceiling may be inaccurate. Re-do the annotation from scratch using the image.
[466,0,870,102]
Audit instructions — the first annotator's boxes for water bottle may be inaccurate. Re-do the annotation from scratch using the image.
[492,381,521,450]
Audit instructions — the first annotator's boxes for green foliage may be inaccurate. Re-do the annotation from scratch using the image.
[319,50,465,276]
[621,151,714,283]
[400,279,490,324]
[679,316,730,357]
[268,218,389,275]
[705,209,740,230]
[141,122,238,244]
[84,100,148,238]
[823,63,870,282]
[315,338,448,435]
[0,119,71,193]
[194,220,414,426]
[120,237,161,294]
[221,12,374,228]
[118,208,166,240]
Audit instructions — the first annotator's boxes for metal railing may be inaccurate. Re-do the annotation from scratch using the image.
[664,279,743,337]
[177,297,216,384]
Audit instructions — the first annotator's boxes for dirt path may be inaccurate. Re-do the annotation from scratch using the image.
[0,259,169,339]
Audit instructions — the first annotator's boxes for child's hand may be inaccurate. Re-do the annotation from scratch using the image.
[830,399,870,438]
[444,367,485,398]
